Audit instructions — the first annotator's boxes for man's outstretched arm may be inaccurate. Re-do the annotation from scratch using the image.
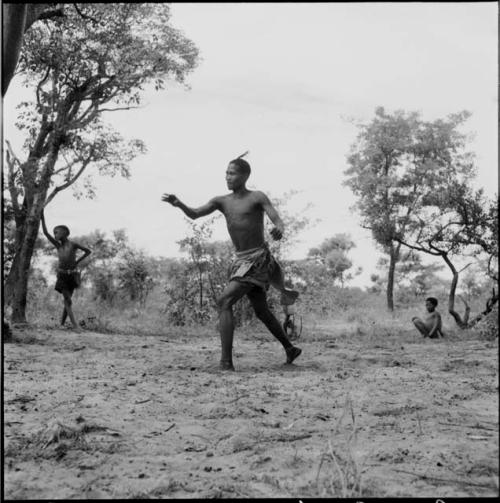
[259,192,284,240]
[40,210,59,247]
[162,194,219,220]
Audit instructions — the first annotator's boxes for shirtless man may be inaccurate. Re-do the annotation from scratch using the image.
[41,210,91,331]
[162,153,301,370]
[412,297,443,339]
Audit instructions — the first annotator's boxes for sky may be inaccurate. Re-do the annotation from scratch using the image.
[3,2,498,287]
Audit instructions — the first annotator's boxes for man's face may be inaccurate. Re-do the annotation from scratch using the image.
[226,163,247,190]
[54,228,67,241]
[425,300,435,312]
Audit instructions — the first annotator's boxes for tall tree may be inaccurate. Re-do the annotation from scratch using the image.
[4,3,199,323]
[344,107,475,310]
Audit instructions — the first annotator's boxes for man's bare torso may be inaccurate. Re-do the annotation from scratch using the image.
[216,191,266,252]
[425,311,442,331]
[57,241,80,270]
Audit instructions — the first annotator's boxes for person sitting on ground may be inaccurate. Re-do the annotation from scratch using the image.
[162,152,301,371]
[412,297,443,339]
[41,210,91,332]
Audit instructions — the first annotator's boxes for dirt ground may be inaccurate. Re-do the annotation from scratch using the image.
[3,324,499,499]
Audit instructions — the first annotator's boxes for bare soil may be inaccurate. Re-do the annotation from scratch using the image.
[3,325,499,498]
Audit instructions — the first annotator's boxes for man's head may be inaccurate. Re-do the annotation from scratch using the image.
[226,152,251,190]
[425,297,438,312]
[54,225,70,241]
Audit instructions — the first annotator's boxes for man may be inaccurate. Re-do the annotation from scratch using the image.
[162,153,301,370]
[41,210,91,331]
[412,297,443,338]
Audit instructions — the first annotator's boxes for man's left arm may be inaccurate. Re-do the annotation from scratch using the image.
[259,192,284,240]
[74,243,92,267]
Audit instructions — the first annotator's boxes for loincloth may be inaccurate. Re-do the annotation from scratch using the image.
[229,244,281,290]
[55,269,81,293]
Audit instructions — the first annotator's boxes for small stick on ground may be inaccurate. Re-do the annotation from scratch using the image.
[391,468,498,489]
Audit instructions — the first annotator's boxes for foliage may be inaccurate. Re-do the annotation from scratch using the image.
[307,234,360,287]
[267,190,315,263]
[47,229,155,306]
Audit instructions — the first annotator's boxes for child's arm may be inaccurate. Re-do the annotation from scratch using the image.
[162,193,219,220]
[74,243,92,267]
[258,192,284,240]
[40,210,59,247]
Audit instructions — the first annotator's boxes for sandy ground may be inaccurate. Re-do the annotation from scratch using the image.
[3,324,499,499]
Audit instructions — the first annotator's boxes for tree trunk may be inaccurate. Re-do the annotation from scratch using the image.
[2,4,63,96]
[442,252,469,329]
[2,3,27,96]
[5,180,51,323]
[11,219,40,323]
[386,242,400,311]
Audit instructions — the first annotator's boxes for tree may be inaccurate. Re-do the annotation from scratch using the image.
[4,4,199,323]
[307,234,359,288]
[344,107,476,311]
[396,182,498,328]
[178,218,218,311]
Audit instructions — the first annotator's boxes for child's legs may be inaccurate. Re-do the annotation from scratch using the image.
[247,287,293,350]
[412,317,430,337]
[217,281,253,365]
[62,289,78,328]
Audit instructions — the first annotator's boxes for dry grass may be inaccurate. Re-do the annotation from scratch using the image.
[5,417,122,462]
[315,393,368,498]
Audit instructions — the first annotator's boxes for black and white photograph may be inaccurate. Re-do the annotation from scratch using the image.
[2,2,498,499]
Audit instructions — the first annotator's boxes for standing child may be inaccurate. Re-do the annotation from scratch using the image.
[41,210,91,331]
[162,152,301,370]
[412,297,443,338]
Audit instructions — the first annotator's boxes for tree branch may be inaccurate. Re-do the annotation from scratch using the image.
[44,148,95,206]
[36,8,65,22]
[395,237,442,256]
[5,141,22,217]
[458,262,473,274]
[73,4,100,24]
[98,105,144,113]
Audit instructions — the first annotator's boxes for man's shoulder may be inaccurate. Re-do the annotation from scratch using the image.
[250,190,269,201]
[212,194,228,204]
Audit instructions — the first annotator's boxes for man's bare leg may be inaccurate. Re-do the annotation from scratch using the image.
[412,317,430,337]
[63,290,81,332]
[217,281,253,370]
[247,287,302,364]
[60,307,68,326]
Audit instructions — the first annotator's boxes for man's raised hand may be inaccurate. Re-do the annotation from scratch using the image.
[162,193,180,206]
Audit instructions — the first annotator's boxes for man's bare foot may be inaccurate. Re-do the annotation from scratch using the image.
[219,361,235,371]
[285,346,302,364]
[71,326,83,333]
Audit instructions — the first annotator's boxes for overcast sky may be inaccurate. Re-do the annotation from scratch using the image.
[3,2,498,286]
